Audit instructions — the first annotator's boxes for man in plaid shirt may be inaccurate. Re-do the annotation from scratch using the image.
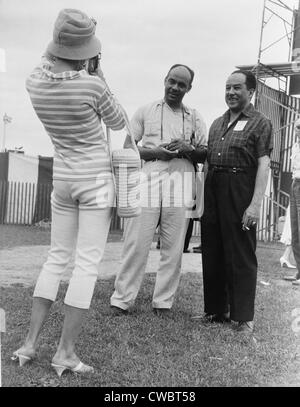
[197,70,273,333]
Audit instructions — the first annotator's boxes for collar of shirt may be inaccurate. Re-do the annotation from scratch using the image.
[39,57,87,81]
[156,99,192,116]
[42,67,87,81]
[223,103,256,122]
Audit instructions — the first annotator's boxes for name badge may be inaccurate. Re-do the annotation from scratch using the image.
[234,121,248,131]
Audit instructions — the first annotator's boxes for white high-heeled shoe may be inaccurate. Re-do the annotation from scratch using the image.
[51,361,94,377]
[11,351,33,367]
[280,257,296,269]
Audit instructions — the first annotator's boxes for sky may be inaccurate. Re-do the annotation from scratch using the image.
[0,0,299,156]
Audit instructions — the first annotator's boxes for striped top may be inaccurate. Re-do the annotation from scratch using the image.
[26,57,125,181]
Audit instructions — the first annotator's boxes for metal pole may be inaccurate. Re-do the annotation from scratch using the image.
[255,0,267,109]
[1,121,6,152]
[258,0,267,66]
[288,3,296,63]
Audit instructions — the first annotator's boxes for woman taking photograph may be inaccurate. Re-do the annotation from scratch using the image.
[12,8,125,376]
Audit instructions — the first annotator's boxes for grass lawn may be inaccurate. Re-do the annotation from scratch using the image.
[0,225,122,250]
[1,225,300,387]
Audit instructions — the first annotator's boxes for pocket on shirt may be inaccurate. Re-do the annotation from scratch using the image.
[230,131,247,150]
[144,120,161,137]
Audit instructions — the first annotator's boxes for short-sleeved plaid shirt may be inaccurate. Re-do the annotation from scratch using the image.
[207,103,273,168]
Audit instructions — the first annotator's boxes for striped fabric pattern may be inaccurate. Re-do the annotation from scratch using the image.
[0,152,53,225]
[26,57,125,181]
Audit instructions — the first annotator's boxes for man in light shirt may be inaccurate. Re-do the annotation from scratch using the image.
[110,64,207,316]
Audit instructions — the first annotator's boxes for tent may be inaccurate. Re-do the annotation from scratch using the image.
[0,152,53,224]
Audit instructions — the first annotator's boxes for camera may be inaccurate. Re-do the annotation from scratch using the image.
[88,54,101,74]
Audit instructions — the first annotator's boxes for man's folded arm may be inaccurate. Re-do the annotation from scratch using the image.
[186,145,208,163]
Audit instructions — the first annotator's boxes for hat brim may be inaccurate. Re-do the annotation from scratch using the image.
[46,36,102,60]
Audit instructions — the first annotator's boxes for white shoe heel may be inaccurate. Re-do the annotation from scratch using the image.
[11,351,32,367]
[51,361,94,377]
[280,257,296,269]
[51,363,67,378]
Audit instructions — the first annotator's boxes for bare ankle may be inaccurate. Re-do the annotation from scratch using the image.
[54,348,77,361]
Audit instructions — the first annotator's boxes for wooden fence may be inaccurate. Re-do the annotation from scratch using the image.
[0,181,123,231]
[0,181,52,225]
[257,190,289,242]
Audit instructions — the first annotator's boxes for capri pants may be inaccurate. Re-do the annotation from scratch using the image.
[33,177,114,309]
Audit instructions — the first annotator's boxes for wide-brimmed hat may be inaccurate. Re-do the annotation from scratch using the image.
[46,8,102,60]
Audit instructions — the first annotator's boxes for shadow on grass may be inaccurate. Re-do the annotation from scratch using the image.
[0,225,122,250]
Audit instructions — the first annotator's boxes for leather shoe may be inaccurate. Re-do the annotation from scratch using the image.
[236,321,254,333]
[110,306,128,316]
[206,313,230,323]
[292,279,300,286]
[193,246,202,253]
[191,313,230,323]
[153,308,171,317]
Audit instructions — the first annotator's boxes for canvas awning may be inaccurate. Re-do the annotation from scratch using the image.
[236,62,300,78]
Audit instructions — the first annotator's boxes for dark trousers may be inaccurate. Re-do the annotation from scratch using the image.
[290,180,300,279]
[201,170,257,322]
[184,218,194,251]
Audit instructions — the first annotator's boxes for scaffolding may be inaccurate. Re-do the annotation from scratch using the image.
[236,0,300,241]
[257,0,297,92]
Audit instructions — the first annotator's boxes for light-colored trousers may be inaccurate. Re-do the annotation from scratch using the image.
[291,179,300,278]
[110,159,195,310]
[33,178,114,309]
